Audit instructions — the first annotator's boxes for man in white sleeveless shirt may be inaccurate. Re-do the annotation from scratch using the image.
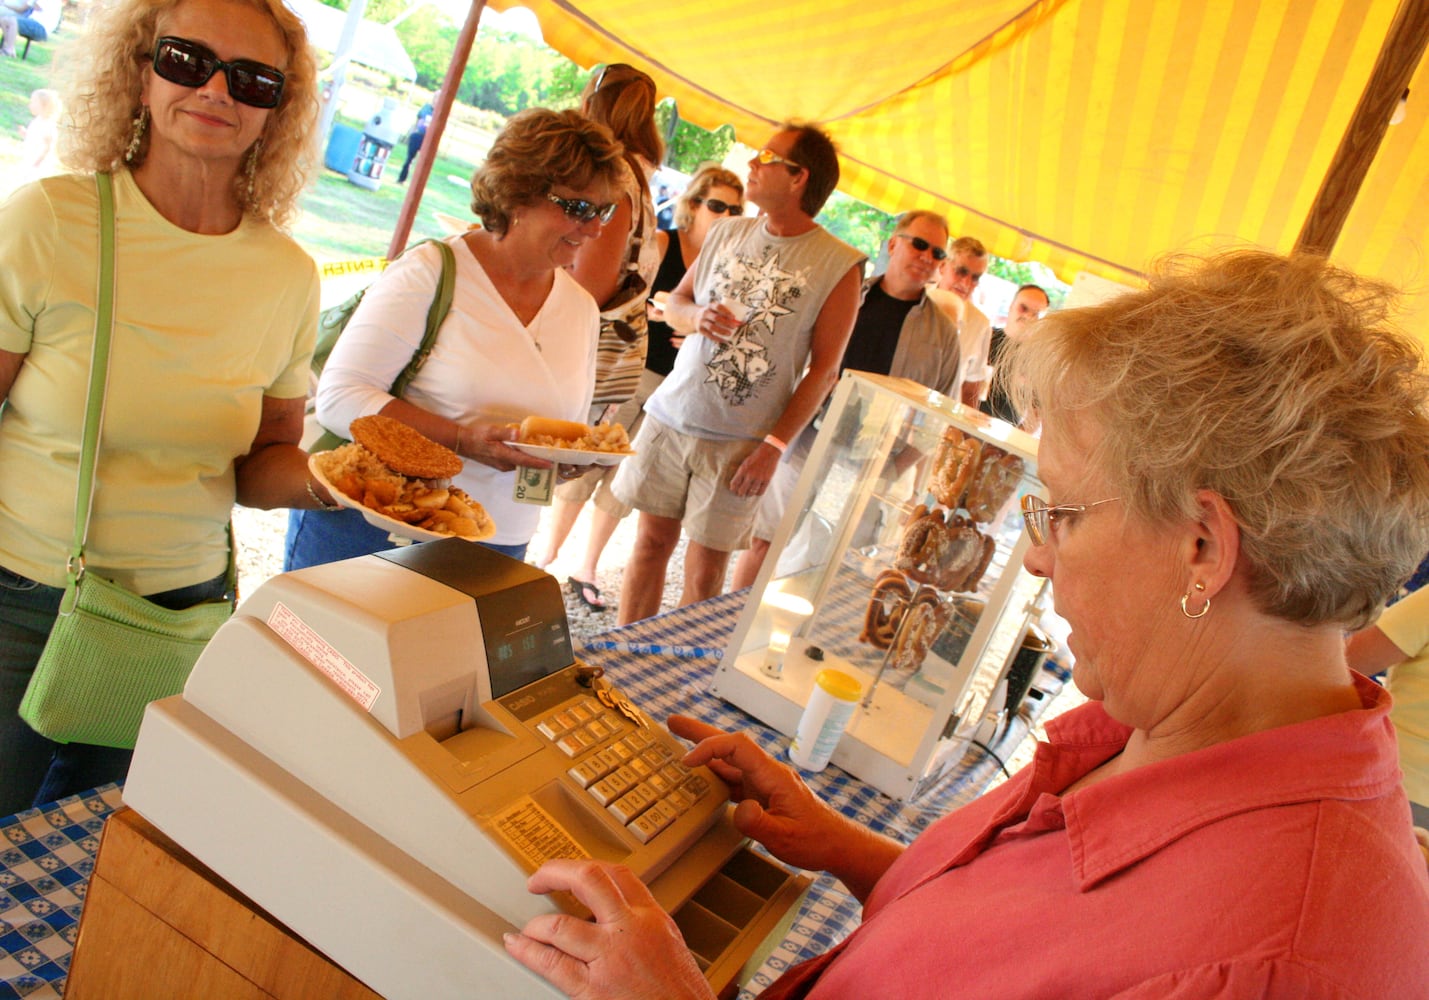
[611,123,865,623]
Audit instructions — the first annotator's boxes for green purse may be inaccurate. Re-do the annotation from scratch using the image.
[305,238,457,453]
[18,172,236,749]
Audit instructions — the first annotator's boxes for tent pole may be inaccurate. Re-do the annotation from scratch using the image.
[387,0,487,260]
[1295,0,1429,256]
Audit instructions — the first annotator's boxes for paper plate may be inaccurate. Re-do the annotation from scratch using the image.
[511,442,634,468]
[307,454,487,543]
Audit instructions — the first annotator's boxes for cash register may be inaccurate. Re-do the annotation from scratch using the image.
[112,541,804,999]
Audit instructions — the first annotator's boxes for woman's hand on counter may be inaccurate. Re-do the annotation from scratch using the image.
[504,859,714,1000]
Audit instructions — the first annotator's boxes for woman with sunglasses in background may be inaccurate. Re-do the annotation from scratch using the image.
[534,62,663,611]
[533,164,745,609]
[287,108,623,570]
[0,0,329,813]
[507,250,1429,997]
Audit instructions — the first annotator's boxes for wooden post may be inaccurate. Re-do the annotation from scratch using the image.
[1295,0,1429,255]
[387,0,487,261]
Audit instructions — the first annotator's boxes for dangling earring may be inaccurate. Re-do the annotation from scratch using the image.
[243,139,262,205]
[1180,581,1210,620]
[124,106,149,164]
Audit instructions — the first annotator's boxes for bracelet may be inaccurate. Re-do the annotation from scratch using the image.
[453,424,464,457]
[306,478,342,511]
[763,434,788,455]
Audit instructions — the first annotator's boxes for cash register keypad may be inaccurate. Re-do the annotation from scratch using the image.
[537,694,712,845]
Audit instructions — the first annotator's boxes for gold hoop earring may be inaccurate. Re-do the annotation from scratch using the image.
[1180,581,1210,620]
[124,106,149,164]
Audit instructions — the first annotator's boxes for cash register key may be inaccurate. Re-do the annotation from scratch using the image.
[586,716,615,741]
[556,731,595,756]
[596,747,625,771]
[569,701,595,723]
[568,758,609,788]
[607,783,658,825]
[627,756,653,780]
[536,717,563,741]
[629,799,678,844]
[589,769,635,807]
[659,762,688,786]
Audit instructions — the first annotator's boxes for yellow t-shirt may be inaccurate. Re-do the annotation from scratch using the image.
[1379,585,1429,805]
[0,170,317,594]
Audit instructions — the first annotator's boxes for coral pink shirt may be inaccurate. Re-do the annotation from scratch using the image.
[765,674,1429,999]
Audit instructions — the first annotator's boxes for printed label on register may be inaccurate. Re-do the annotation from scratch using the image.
[267,602,382,711]
[491,799,591,869]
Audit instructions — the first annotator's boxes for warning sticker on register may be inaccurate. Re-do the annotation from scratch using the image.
[267,602,382,711]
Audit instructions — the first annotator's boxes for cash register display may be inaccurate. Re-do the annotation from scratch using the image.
[476,581,573,698]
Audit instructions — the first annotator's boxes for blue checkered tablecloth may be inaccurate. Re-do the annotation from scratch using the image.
[0,593,1062,999]
[0,784,124,1000]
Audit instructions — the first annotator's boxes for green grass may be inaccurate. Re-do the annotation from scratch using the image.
[1,52,497,286]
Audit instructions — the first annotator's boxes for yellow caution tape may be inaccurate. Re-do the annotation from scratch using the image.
[318,257,389,279]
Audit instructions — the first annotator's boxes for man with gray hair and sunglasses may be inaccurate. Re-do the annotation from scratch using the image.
[731,209,963,589]
[927,235,992,407]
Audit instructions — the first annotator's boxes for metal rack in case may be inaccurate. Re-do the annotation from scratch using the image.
[712,372,1048,801]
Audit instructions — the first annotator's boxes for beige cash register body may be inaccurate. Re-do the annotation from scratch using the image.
[123,542,797,999]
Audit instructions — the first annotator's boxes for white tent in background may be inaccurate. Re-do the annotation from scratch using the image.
[285,0,418,80]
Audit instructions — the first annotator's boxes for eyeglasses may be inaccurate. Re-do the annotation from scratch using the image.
[151,36,285,110]
[1020,494,1120,546]
[692,196,743,216]
[895,234,948,261]
[754,148,803,171]
[546,192,618,224]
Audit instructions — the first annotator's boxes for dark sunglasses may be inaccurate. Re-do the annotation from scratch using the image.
[692,196,743,216]
[151,36,285,110]
[547,192,618,224]
[894,233,948,261]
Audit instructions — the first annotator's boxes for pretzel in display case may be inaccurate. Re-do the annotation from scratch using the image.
[712,372,1050,801]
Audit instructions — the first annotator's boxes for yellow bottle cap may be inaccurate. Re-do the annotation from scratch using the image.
[815,668,862,702]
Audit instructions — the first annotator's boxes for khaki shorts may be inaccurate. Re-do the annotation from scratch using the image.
[611,414,762,552]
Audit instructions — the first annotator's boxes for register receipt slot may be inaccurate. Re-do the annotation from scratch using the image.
[122,541,776,999]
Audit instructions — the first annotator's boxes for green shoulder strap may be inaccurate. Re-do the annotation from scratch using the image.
[390,238,456,397]
[309,238,457,453]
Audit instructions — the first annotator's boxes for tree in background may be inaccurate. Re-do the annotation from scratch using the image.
[654,101,736,174]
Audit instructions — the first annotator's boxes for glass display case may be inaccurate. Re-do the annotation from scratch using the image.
[711,372,1049,801]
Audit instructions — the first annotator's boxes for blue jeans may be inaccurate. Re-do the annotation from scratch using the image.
[0,564,229,816]
[286,507,527,572]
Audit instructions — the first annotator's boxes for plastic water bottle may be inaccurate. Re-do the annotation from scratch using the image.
[788,669,862,772]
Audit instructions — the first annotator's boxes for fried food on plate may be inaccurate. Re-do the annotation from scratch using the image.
[312,434,494,541]
[351,413,464,479]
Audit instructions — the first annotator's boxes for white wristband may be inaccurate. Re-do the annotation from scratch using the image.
[763,434,788,454]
